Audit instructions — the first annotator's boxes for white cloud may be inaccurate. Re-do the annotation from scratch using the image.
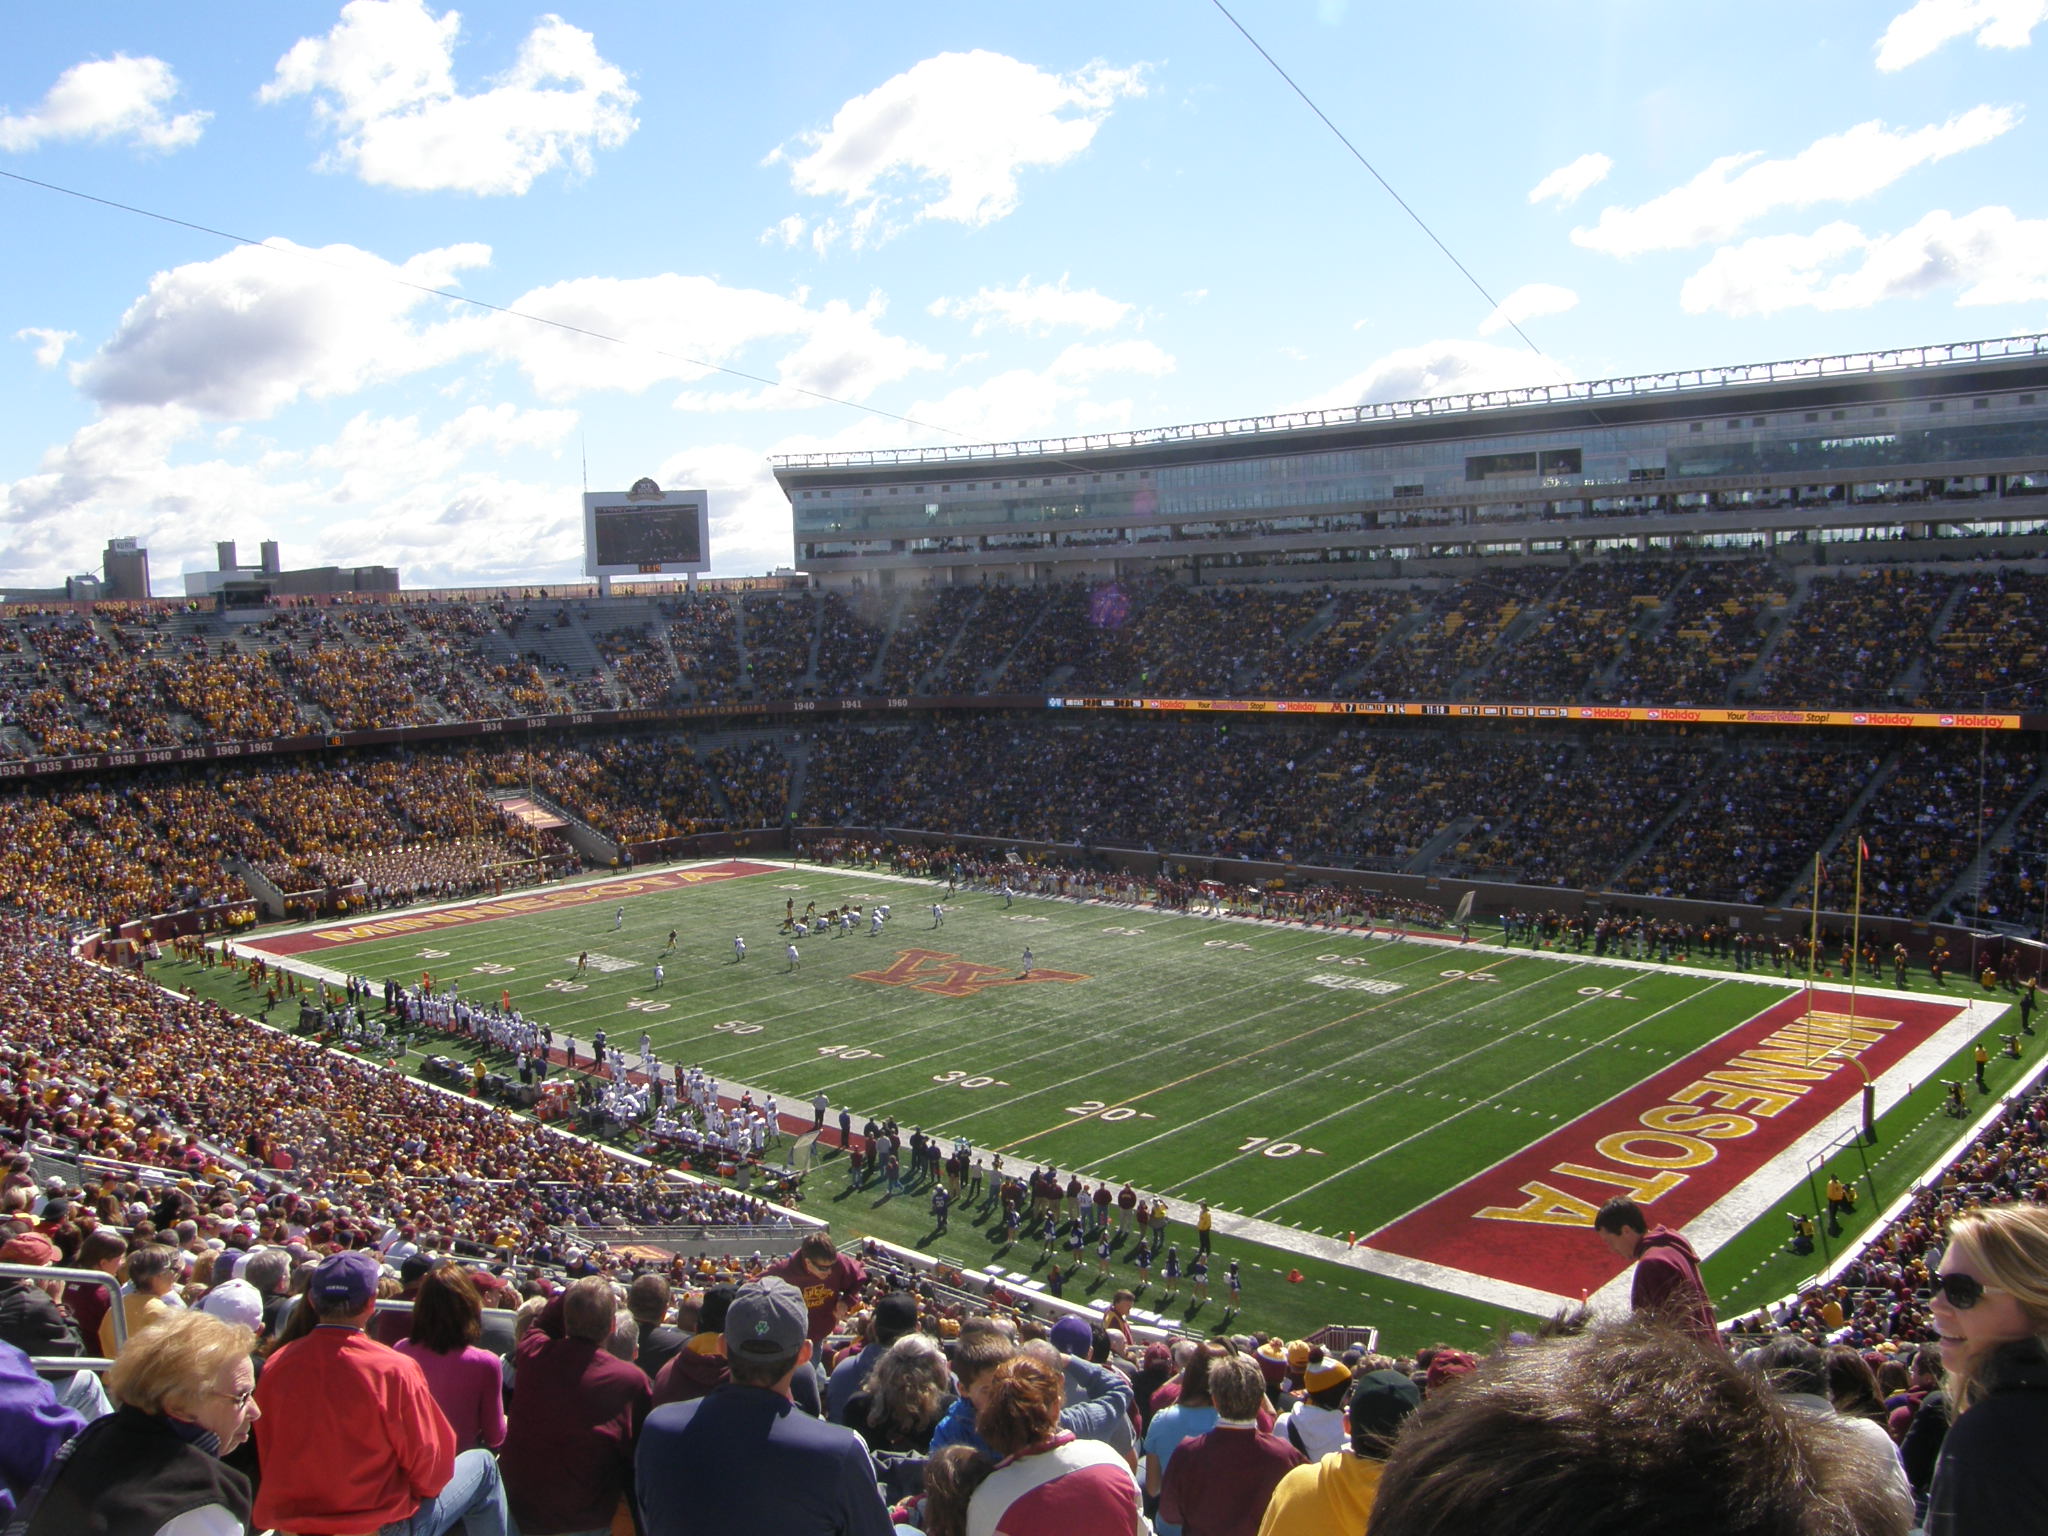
[15,328,76,367]
[928,275,1134,336]
[1048,339,1174,380]
[1477,283,1580,336]
[1527,152,1611,207]
[0,406,304,588]
[70,234,950,433]
[0,400,595,592]
[74,239,487,419]
[1680,205,2048,316]
[1572,107,2019,256]
[441,276,944,407]
[768,50,1147,248]
[1876,0,2047,70]
[1295,339,1573,412]
[762,215,808,247]
[0,54,208,153]
[771,337,1178,461]
[302,403,577,504]
[325,473,587,588]
[261,0,637,195]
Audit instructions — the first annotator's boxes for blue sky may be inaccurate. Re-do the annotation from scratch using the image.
[2,0,2044,591]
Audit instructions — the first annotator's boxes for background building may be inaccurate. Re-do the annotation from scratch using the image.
[774,333,2048,589]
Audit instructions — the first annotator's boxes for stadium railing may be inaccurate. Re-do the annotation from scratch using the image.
[1,1261,125,1373]
[554,1221,810,1258]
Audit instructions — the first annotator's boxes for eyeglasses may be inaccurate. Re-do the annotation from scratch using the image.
[210,1388,256,1411]
[1932,1271,2007,1310]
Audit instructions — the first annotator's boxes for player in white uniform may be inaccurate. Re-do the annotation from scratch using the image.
[931,903,944,928]
[614,906,624,930]
[870,909,884,937]
[1021,947,1034,977]
[786,942,800,971]
[652,965,664,989]
[733,935,747,961]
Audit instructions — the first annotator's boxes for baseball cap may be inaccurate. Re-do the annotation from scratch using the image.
[0,1231,57,1266]
[1424,1347,1479,1393]
[873,1292,920,1344]
[399,1252,438,1287]
[1049,1314,1094,1356]
[309,1249,382,1312]
[1348,1369,1421,1452]
[196,1278,266,1332]
[725,1276,807,1360]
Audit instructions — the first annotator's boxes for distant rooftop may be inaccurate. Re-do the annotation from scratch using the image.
[771,329,2048,472]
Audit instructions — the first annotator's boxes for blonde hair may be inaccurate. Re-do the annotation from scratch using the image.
[107,1309,255,1417]
[862,1333,952,1439]
[1942,1206,2048,1413]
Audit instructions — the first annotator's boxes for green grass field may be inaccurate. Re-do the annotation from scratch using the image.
[152,858,2035,1353]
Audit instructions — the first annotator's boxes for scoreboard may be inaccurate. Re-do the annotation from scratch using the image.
[583,479,710,577]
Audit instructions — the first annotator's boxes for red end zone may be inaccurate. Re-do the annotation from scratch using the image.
[1366,989,1972,1300]
[244,862,781,955]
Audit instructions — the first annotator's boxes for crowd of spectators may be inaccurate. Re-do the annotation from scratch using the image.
[1923,568,2048,709]
[740,594,815,699]
[592,624,676,707]
[1449,738,1713,888]
[1608,559,1794,704]
[1758,568,1953,708]
[1848,742,2039,920]
[667,594,743,699]
[1,705,2040,934]
[1970,824,2046,933]
[816,592,888,696]
[13,1102,2039,1536]
[877,588,978,694]
[0,930,782,1265]
[1356,568,1557,702]
[7,560,2045,764]
[1615,742,1875,905]
[927,586,1042,693]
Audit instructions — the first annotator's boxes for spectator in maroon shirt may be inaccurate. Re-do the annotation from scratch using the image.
[62,1227,124,1355]
[762,1233,866,1353]
[1158,1354,1304,1536]
[1594,1197,1719,1342]
[500,1277,651,1536]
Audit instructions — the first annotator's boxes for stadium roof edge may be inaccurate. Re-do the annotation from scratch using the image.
[769,330,2048,474]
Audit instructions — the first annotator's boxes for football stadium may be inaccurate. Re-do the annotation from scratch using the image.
[5,6,2048,1533]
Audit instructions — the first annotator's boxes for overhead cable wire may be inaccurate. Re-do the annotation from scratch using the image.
[1205,0,1565,374]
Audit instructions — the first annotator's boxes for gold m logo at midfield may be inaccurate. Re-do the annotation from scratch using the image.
[851,948,1089,998]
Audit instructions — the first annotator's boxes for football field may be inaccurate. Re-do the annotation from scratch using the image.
[241,858,2002,1325]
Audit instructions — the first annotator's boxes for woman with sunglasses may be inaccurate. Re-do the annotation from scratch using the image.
[1923,1204,2048,1536]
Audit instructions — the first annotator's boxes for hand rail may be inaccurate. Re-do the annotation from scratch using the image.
[0,1261,125,1372]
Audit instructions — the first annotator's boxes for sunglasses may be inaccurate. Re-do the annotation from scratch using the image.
[1932,1271,2006,1310]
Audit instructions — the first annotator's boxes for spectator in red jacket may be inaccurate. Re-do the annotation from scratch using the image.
[253,1248,513,1536]
[501,1277,652,1536]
